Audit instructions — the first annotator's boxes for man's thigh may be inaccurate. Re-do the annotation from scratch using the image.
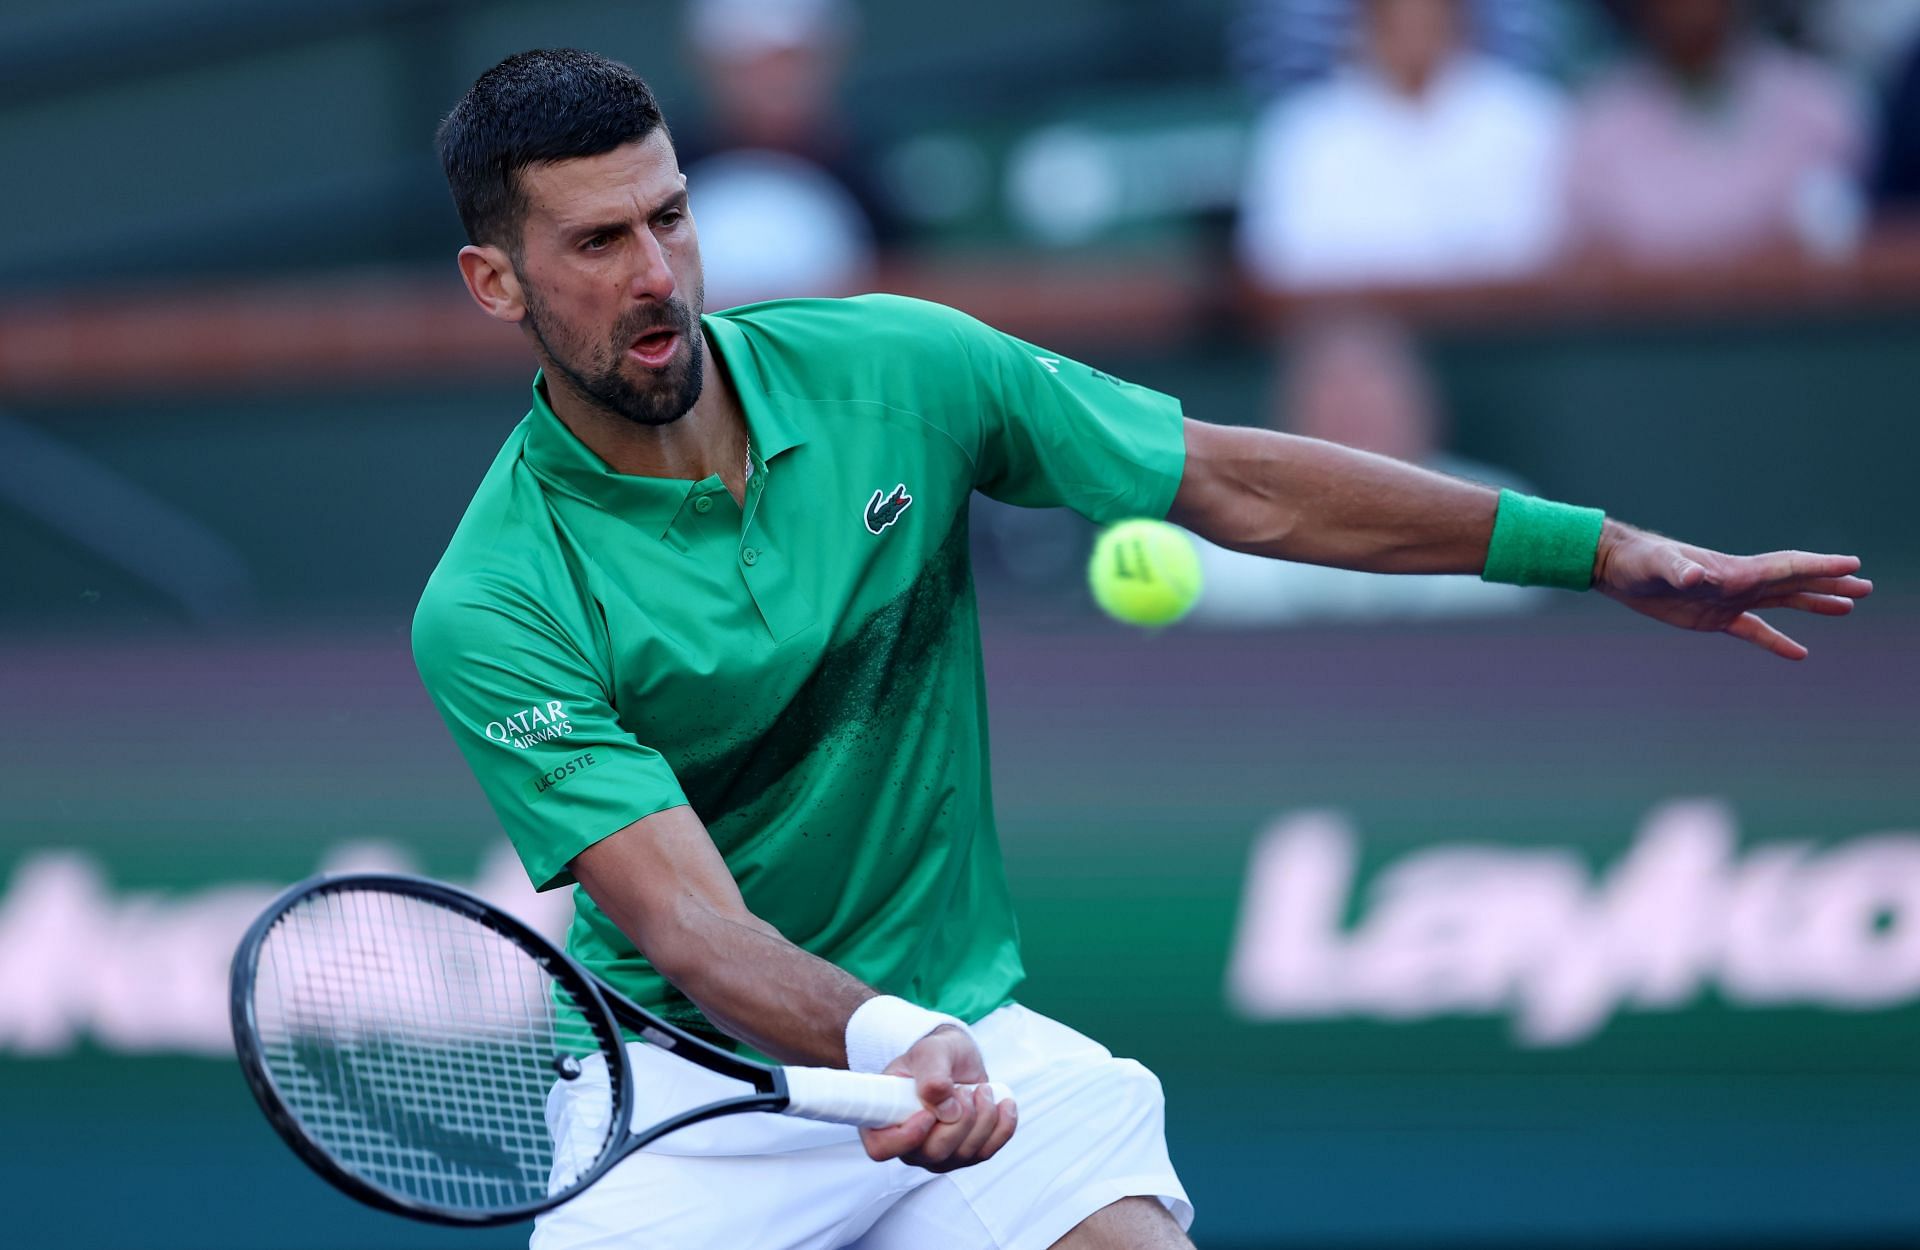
[529,1137,908,1250]
[530,1043,914,1250]
[857,1187,1193,1250]
[1052,1196,1195,1250]
[531,1006,1192,1250]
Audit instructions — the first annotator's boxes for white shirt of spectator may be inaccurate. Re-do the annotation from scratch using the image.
[685,149,875,309]
[1237,54,1567,290]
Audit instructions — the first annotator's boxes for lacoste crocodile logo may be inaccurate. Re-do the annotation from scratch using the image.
[864,484,913,535]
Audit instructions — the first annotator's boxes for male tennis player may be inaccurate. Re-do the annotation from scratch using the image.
[414,49,1870,1250]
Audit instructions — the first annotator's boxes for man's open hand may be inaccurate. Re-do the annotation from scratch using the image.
[858,1025,1017,1173]
[1593,522,1872,660]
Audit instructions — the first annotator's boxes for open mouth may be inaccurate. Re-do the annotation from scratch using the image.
[628,330,680,369]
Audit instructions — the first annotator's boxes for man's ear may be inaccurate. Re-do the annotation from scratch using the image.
[457,244,527,323]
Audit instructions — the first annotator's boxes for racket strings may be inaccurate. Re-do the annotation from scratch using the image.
[252,889,615,1215]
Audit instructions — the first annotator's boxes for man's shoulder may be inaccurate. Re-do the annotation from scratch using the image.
[412,553,587,683]
[413,549,536,666]
[710,294,986,367]
[712,291,973,329]
[707,295,1003,431]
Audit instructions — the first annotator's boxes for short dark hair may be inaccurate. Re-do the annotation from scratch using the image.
[437,48,668,253]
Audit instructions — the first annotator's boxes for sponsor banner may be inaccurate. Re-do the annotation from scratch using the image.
[1229,799,1920,1047]
[0,841,569,1057]
[6,799,1917,1059]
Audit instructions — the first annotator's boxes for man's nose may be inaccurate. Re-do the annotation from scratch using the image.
[630,231,677,302]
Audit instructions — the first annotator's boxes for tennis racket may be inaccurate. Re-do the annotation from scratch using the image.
[229,872,1009,1227]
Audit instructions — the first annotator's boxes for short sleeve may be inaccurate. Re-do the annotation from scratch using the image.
[413,579,688,890]
[949,310,1186,523]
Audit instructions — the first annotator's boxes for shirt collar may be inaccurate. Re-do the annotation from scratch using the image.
[703,311,806,462]
[519,315,806,536]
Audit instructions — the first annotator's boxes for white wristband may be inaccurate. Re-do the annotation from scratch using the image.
[843,995,970,1075]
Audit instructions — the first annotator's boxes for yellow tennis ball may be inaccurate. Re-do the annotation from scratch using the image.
[1088,519,1202,627]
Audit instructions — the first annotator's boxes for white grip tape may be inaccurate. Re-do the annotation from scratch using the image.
[780,1067,1014,1128]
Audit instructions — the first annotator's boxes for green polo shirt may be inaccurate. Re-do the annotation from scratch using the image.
[413,294,1184,1038]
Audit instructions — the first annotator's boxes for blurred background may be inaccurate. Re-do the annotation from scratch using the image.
[2,0,1917,1246]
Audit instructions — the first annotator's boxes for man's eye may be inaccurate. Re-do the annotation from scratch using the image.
[655,211,683,229]
[582,234,612,251]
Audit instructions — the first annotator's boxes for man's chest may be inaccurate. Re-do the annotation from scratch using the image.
[552,421,974,757]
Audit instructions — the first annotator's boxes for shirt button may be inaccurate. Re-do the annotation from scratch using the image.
[742,547,760,566]
[693,495,714,515]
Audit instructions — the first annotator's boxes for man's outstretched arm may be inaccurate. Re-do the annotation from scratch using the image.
[1168,418,1872,659]
[570,805,1016,1171]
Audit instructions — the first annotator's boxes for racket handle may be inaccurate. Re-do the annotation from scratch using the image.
[780,1067,1014,1128]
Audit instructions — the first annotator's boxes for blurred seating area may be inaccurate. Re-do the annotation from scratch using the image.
[8,0,1920,298]
[3,0,1919,626]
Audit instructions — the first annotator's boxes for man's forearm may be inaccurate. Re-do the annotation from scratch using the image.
[571,807,975,1072]
[596,878,875,1067]
[569,812,884,1068]
[1168,420,1501,574]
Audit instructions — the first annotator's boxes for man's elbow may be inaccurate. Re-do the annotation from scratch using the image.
[636,894,778,994]
[1169,420,1300,553]
[626,896,713,986]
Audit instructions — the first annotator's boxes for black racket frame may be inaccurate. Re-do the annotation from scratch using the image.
[230,872,801,1227]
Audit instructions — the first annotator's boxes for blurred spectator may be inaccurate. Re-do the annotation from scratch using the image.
[677,0,886,307]
[1236,0,1568,291]
[1190,315,1543,625]
[1562,0,1866,265]
[1875,26,1920,213]
[1232,0,1569,95]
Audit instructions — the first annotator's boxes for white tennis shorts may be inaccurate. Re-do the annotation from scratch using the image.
[530,1002,1192,1250]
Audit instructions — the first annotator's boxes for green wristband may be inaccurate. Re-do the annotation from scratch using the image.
[1481,490,1606,591]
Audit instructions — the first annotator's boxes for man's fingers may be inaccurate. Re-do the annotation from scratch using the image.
[861,1111,935,1162]
[911,1099,984,1166]
[1755,592,1856,616]
[907,1088,1017,1171]
[904,1039,960,1122]
[1793,575,1874,598]
[950,1086,1003,1161]
[1762,551,1863,582]
[1727,612,1808,660]
[978,1096,1018,1161]
[1803,553,1863,577]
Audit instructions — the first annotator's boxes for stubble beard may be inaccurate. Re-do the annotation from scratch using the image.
[525,281,707,428]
